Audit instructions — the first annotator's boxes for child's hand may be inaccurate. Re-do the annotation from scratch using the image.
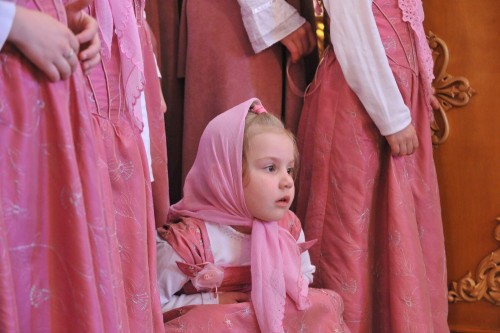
[385,124,419,156]
[218,292,250,304]
[8,6,80,81]
[65,0,101,74]
[280,22,316,63]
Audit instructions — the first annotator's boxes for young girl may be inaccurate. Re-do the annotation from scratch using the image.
[296,0,449,332]
[156,98,350,333]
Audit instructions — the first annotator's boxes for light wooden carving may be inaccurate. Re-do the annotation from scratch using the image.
[427,31,476,145]
[448,217,500,305]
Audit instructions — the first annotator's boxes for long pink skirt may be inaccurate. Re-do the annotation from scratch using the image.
[85,32,164,332]
[164,288,349,332]
[296,1,449,332]
[0,1,128,331]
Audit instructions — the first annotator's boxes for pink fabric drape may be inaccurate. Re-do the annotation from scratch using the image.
[0,1,129,331]
[93,0,145,128]
[85,0,168,331]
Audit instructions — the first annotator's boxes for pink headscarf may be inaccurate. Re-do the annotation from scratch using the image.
[169,98,309,333]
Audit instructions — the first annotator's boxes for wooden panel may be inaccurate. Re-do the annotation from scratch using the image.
[423,0,500,331]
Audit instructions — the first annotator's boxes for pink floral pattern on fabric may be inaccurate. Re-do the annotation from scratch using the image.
[0,2,130,330]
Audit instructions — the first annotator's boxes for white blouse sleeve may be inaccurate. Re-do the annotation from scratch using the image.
[324,0,411,135]
[156,234,217,313]
[237,0,305,53]
[0,1,16,50]
[298,230,316,284]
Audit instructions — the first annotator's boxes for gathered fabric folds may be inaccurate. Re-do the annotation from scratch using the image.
[0,0,131,331]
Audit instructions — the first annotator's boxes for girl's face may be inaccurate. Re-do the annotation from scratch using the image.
[243,130,295,222]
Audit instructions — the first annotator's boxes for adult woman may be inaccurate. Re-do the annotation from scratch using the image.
[296,0,449,331]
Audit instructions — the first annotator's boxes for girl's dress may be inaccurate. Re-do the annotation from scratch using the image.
[0,0,129,331]
[176,0,317,180]
[84,1,168,331]
[296,0,449,332]
[157,214,348,333]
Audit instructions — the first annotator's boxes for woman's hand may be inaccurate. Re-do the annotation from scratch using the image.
[217,292,250,304]
[280,22,316,63]
[385,124,419,156]
[8,6,79,81]
[65,0,101,74]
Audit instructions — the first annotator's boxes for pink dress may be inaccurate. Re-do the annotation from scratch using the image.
[158,216,349,333]
[0,0,129,331]
[84,1,168,331]
[296,1,449,332]
[176,0,316,182]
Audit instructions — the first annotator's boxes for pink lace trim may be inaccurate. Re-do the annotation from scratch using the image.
[94,0,146,129]
[398,0,434,100]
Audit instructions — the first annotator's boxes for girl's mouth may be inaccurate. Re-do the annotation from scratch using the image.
[276,196,290,206]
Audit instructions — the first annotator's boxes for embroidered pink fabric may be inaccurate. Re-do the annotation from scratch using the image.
[168,99,309,333]
[398,0,434,100]
[93,0,145,129]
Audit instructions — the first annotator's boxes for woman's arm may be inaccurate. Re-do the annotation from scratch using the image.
[237,0,311,55]
[325,0,411,136]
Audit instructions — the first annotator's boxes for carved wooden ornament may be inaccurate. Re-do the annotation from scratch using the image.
[448,218,500,305]
[427,31,476,145]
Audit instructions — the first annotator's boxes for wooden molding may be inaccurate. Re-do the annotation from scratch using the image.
[448,217,500,305]
[428,31,476,146]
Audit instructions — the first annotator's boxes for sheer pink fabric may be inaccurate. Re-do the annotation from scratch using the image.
[93,0,145,128]
[0,1,129,331]
[296,1,448,332]
[168,99,309,333]
[138,11,170,225]
[85,2,167,332]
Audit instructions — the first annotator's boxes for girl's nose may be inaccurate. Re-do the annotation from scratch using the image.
[280,172,294,189]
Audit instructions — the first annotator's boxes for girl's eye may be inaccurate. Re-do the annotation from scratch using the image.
[287,167,295,175]
[265,165,276,172]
